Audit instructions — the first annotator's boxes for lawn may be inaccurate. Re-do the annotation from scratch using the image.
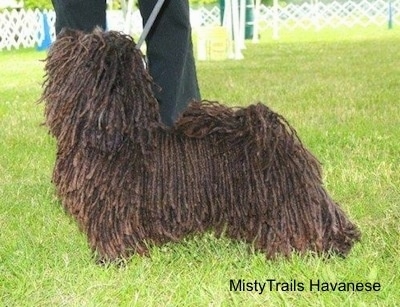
[1,26,399,306]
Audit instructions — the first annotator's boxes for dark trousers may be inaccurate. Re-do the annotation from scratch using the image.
[51,0,107,34]
[138,0,201,126]
[51,0,200,126]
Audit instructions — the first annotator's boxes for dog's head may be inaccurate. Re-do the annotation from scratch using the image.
[41,29,161,155]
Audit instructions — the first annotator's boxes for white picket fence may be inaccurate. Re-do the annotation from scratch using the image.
[0,0,399,50]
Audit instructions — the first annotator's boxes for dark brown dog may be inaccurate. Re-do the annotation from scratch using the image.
[41,29,360,262]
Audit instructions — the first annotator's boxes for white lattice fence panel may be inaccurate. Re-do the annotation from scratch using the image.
[389,0,400,24]
[257,0,400,31]
[107,7,220,33]
[42,10,56,42]
[1,2,400,50]
[312,0,389,28]
[107,10,143,35]
[0,9,55,50]
[199,6,221,26]
[257,4,274,30]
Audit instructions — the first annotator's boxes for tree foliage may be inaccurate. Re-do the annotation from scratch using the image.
[189,0,217,5]
[24,0,52,9]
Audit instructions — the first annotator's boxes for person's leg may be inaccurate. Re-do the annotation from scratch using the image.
[138,0,201,126]
[51,0,106,34]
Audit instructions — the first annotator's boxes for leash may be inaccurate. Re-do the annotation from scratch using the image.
[135,0,166,49]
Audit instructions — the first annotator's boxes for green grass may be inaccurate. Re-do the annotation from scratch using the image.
[1,26,399,306]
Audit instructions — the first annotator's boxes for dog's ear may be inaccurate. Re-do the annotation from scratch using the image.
[42,30,161,156]
[79,31,162,156]
[41,29,86,140]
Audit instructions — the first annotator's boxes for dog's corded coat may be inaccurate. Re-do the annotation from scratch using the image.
[41,29,361,261]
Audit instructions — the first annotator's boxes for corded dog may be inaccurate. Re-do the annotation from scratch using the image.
[41,29,360,262]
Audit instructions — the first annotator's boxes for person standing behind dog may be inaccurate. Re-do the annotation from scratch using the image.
[51,0,201,127]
